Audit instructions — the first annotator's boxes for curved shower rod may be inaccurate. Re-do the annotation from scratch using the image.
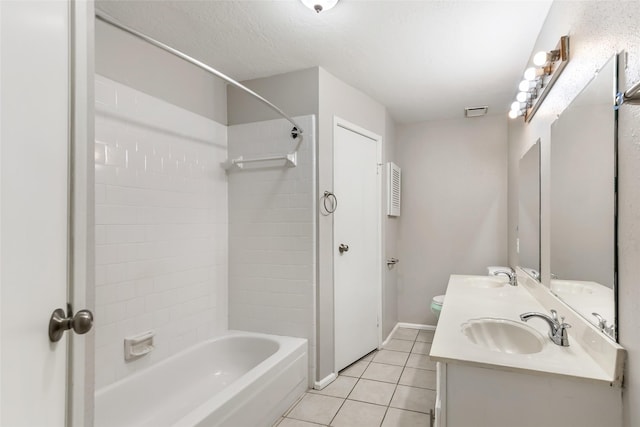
[95,10,304,136]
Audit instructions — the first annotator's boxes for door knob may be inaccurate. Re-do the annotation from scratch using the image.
[48,307,94,342]
[339,243,349,254]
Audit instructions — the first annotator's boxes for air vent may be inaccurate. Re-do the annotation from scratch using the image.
[465,106,488,118]
[387,162,401,217]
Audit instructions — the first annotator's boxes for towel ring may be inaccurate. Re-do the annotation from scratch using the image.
[321,191,338,215]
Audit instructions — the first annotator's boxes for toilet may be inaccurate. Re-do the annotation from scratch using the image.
[431,295,445,320]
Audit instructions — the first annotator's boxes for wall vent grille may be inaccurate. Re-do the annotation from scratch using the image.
[387,162,401,217]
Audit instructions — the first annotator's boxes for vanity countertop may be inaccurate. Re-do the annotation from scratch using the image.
[429,274,622,385]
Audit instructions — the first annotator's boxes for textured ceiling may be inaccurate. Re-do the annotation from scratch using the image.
[96,0,553,124]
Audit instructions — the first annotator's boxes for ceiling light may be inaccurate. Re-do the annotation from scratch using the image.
[300,0,339,13]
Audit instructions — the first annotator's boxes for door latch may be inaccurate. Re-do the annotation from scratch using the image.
[339,243,349,254]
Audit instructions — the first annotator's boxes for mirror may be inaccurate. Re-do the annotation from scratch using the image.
[518,140,541,280]
[550,54,617,340]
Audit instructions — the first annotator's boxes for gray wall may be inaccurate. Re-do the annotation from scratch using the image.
[397,114,509,325]
[227,68,319,126]
[505,2,640,426]
[316,68,390,381]
[95,20,227,124]
[383,111,399,339]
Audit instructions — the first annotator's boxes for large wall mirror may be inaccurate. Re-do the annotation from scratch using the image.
[549,54,617,341]
[518,140,540,280]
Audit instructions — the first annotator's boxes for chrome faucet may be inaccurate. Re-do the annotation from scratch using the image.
[520,309,571,347]
[492,268,517,286]
[592,312,616,338]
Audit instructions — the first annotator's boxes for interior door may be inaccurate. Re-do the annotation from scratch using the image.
[334,121,381,372]
[1,1,76,425]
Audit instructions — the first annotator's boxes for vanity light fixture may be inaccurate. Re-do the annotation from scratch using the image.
[509,36,570,122]
[300,0,339,13]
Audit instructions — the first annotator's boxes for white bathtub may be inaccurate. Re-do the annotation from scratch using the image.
[95,331,308,427]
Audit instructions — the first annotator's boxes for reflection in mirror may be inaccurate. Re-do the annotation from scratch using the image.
[518,140,540,281]
[550,54,617,341]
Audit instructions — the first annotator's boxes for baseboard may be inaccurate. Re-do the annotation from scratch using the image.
[381,322,436,347]
[396,322,436,331]
[314,372,337,390]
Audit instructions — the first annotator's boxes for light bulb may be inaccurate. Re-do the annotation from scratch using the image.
[300,0,339,13]
[524,67,538,81]
[508,109,519,119]
[533,51,549,66]
[516,92,528,103]
[511,101,521,111]
[518,80,531,92]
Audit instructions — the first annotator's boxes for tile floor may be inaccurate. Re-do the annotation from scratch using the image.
[274,327,436,427]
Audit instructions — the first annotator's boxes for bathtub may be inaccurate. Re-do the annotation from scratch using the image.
[95,331,308,427]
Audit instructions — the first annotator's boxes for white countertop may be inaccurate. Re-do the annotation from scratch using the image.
[429,274,618,384]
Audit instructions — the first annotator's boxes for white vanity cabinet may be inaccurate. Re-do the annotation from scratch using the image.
[436,362,621,427]
[431,274,625,427]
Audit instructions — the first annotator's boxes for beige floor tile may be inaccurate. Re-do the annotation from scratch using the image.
[361,350,377,362]
[310,376,358,398]
[284,393,307,416]
[340,360,370,378]
[361,362,404,384]
[330,400,387,427]
[405,353,436,371]
[287,393,344,425]
[392,328,419,341]
[398,367,437,389]
[416,330,435,343]
[348,378,397,406]
[389,385,436,414]
[372,350,409,366]
[279,418,327,427]
[381,407,432,427]
[383,339,414,352]
[410,341,432,355]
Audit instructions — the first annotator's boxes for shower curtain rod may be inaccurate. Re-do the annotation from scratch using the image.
[95,10,304,136]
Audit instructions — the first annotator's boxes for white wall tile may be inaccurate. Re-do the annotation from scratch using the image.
[227,116,316,384]
[94,75,228,389]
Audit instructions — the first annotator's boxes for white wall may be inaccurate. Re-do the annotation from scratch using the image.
[397,114,509,325]
[94,76,228,389]
[505,2,640,426]
[227,115,316,384]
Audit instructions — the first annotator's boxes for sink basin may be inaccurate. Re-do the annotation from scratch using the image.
[461,318,545,354]
[462,276,507,288]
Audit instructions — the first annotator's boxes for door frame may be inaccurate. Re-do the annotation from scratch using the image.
[332,116,383,374]
[68,0,95,426]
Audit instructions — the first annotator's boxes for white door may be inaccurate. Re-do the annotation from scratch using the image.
[1,1,92,425]
[334,120,381,372]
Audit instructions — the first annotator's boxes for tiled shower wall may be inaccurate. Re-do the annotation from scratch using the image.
[94,76,228,389]
[228,116,316,384]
